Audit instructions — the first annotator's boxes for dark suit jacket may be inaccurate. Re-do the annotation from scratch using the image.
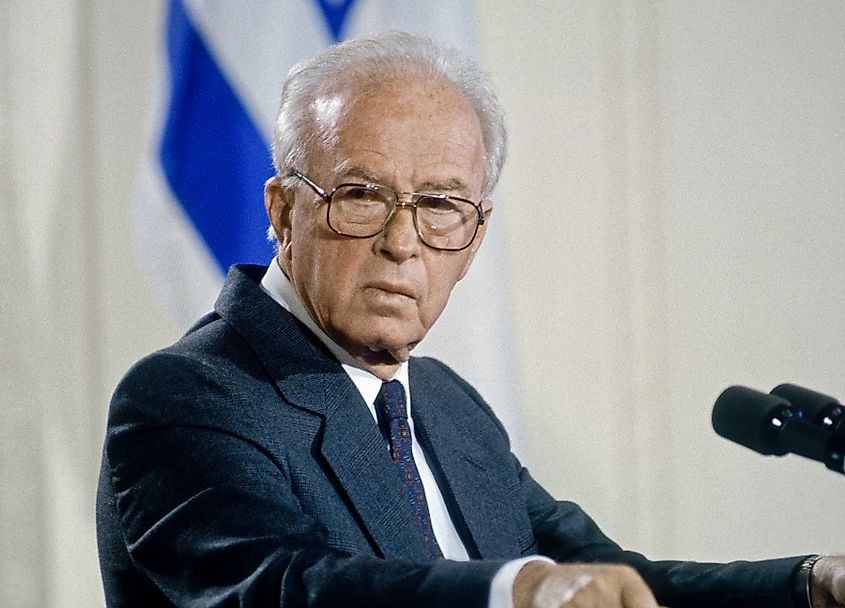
[97,264,804,607]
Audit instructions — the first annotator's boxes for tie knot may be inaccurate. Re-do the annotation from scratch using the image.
[377,380,408,420]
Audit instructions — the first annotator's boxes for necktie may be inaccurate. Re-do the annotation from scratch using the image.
[375,380,443,559]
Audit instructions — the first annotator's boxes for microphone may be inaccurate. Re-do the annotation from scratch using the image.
[712,385,845,474]
[771,383,845,435]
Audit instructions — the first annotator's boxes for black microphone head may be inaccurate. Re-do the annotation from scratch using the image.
[771,383,844,430]
[712,386,795,456]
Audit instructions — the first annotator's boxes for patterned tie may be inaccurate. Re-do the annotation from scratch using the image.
[375,380,443,559]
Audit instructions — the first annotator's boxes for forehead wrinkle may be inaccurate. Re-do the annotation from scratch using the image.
[416,178,470,194]
[331,161,383,184]
[335,161,473,196]
[314,79,484,197]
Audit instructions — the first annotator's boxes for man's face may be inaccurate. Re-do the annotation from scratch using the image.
[266,75,491,375]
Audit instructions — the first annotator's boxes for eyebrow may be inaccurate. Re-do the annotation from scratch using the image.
[417,178,469,194]
[334,163,471,195]
[340,165,383,184]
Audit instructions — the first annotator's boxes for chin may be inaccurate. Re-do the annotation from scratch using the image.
[365,336,419,355]
[336,314,428,358]
[364,332,424,358]
[363,317,425,342]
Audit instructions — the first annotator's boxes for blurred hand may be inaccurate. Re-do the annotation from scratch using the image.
[811,556,845,608]
[513,561,659,608]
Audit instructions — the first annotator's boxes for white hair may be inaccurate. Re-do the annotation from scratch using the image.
[270,31,507,197]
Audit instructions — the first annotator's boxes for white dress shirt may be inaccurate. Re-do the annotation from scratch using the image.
[259,260,549,607]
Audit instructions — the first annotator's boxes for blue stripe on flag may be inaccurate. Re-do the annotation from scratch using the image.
[160,0,275,272]
[316,0,358,42]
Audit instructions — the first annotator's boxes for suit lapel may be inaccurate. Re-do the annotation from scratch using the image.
[410,360,525,559]
[214,265,432,560]
[283,369,433,560]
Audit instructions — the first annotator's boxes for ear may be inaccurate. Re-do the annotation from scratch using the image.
[457,200,493,281]
[264,176,295,266]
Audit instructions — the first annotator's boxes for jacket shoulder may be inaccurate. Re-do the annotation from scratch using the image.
[410,356,511,442]
[108,312,274,430]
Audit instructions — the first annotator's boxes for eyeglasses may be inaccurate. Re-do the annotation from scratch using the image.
[287,169,486,252]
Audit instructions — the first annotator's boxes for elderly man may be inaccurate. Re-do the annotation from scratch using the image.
[97,32,844,608]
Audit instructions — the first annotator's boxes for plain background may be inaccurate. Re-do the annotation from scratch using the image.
[2,2,844,606]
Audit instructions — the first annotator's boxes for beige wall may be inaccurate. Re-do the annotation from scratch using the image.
[2,1,843,605]
[481,1,845,559]
[479,0,845,561]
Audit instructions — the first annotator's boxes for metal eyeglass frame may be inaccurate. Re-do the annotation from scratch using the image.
[287,169,485,252]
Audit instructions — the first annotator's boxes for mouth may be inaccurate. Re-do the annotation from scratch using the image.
[365,281,418,300]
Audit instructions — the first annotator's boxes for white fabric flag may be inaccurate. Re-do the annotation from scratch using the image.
[135,0,524,452]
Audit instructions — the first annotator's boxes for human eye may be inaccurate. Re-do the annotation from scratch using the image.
[332,184,391,228]
[338,185,382,203]
[418,195,461,215]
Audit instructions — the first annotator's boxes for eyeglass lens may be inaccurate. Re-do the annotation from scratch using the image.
[328,184,478,250]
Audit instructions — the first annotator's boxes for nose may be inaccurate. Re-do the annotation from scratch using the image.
[375,202,421,262]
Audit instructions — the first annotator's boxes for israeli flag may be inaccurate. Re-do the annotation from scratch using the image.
[136,0,524,452]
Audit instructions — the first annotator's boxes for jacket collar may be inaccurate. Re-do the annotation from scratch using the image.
[213,265,434,559]
[213,265,521,559]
